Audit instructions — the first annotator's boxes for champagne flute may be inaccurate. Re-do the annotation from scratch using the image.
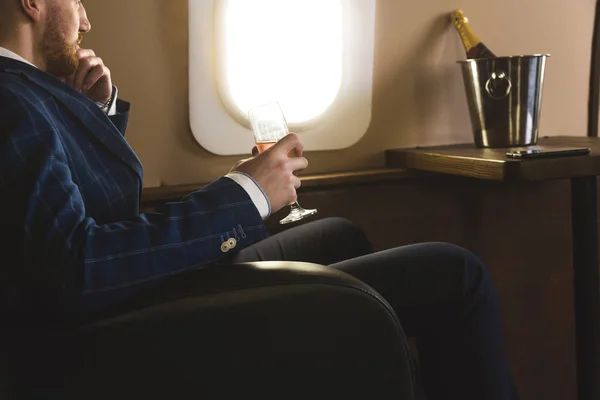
[248,102,317,225]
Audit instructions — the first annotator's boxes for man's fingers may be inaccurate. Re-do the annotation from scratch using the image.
[274,133,303,155]
[287,156,308,173]
[292,148,303,157]
[74,57,103,91]
[292,176,302,190]
[289,132,303,157]
[83,64,109,93]
[76,48,96,59]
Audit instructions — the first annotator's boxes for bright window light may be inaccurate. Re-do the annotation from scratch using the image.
[216,0,343,125]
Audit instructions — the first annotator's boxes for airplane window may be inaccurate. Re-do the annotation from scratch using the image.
[188,0,375,155]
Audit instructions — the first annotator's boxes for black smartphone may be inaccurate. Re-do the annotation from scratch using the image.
[506,146,591,159]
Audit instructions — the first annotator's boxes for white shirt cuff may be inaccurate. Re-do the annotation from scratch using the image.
[225,172,271,220]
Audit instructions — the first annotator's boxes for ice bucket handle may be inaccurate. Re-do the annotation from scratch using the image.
[485,71,512,99]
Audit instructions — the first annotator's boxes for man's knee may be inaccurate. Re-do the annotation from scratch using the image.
[307,217,372,262]
[323,217,371,251]
[425,242,492,293]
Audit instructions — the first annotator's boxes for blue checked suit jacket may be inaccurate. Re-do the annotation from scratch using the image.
[0,56,268,320]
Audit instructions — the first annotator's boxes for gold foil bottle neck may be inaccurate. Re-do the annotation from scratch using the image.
[450,9,482,52]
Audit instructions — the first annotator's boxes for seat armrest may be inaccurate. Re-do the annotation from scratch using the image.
[98,261,400,323]
[9,262,417,399]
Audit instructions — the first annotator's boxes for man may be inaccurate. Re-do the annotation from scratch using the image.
[0,0,519,399]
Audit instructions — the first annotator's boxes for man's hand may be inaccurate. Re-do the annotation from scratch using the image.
[64,48,112,104]
[234,133,308,214]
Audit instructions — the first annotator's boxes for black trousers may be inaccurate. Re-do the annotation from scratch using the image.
[226,217,519,400]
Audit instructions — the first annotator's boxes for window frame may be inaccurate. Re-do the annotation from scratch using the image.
[188,0,376,155]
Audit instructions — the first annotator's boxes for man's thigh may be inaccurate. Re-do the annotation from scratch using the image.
[225,217,372,266]
[330,242,488,337]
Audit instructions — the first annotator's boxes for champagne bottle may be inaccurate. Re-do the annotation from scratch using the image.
[450,9,496,59]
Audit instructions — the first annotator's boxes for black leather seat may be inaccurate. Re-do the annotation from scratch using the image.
[3,262,416,399]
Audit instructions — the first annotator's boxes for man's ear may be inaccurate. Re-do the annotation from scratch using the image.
[19,0,44,22]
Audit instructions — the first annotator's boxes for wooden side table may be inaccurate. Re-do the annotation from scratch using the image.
[386,136,600,400]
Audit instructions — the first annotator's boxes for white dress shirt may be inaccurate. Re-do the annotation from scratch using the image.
[0,46,271,219]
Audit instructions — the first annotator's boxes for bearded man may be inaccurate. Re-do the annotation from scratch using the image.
[0,1,520,399]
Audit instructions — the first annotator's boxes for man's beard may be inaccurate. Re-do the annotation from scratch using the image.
[40,21,81,78]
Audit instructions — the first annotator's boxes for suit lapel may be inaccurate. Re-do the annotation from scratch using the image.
[0,57,143,182]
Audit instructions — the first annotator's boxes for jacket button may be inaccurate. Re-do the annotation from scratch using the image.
[228,238,237,250]
[220,242,230,253]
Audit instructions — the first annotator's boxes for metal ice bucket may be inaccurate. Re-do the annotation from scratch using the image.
[458,54,549,148]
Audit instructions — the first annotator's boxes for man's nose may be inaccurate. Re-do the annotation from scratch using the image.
[79,7,91,33]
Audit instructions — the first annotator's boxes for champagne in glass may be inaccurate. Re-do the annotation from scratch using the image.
[255,141,277,154]
[248,102,317,225]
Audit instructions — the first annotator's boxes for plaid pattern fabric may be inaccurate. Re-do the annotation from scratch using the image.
[0,57,268,318]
